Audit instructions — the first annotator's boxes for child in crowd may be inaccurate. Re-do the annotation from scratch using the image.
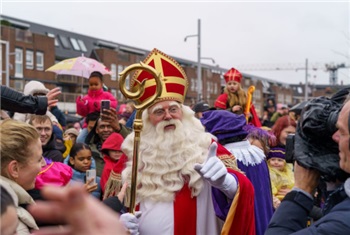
[100,133,127,198]
[67,143,101,199]
[214,67,261,127]
[267,147,294,209]
[76,71,117,117]
[62,128,80,158]
[118,100,135,125]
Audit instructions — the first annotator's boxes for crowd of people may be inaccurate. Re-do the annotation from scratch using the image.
[1,48,350,235]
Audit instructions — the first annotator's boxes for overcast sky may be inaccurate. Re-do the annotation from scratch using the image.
[1,1,349,85]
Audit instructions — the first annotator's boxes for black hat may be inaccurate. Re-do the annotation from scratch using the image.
[193,102,210,113]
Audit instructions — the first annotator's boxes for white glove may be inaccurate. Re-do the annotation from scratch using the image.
[194,142,237,199]
[120,212,142,235]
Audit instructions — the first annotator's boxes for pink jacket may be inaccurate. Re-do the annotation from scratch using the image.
[76,88,117,117]
[35,162,73,189]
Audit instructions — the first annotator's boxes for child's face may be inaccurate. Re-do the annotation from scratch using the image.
[125,103,134,113]
[226,81,240,93]
[69,149,92,172]
[88,76,102,91]
[108,150,123,162]
[268,157,285,171]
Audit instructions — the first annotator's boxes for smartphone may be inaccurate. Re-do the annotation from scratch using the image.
[86,169,96,185]
[100,100,110,118]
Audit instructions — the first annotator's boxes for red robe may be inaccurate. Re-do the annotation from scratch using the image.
[215,93,262,127]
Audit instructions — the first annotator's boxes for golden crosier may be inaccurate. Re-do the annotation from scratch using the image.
[245,85,255,123]
[118,62,163,214]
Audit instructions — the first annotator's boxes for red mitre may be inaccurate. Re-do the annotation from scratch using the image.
[131,48,188,104]
[224,68,242,83]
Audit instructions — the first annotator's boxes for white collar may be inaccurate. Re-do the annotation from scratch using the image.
[224,140,266,166]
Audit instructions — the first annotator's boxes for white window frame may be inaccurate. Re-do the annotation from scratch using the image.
[77,39,87,52]
[69,38,80,51]
[36,51,44,71]
[15,48,23,77]
[26,50,34,69]
[111,63,117,81]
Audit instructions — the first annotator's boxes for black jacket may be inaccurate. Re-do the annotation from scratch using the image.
[43,134,66,162]
[0,85,47,114]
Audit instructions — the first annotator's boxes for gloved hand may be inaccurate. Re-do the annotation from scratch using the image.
[194,142,237,199]
[120,211,142,235]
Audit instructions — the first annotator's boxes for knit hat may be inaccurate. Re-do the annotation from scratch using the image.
[64,128,79,137]
[23,80,49,95]
[200,110,248,142]
[267,147,286,160]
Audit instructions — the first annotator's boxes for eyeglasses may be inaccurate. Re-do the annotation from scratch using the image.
[151,106,180,117]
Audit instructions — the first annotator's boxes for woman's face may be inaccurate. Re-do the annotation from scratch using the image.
[279,125,296,146]
[17,138,45,190]
[226,81,240,93]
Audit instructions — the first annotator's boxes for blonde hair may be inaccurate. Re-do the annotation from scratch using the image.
[0,119,40,173]
[225,84,247,109]
[28,114,52,125]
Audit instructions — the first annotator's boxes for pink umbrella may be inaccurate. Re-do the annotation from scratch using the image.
[46,55,111,78]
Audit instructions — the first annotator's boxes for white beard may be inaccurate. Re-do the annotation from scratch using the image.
[122,105,212,202]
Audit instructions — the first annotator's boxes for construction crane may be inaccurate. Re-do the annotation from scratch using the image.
[236,61,349,85]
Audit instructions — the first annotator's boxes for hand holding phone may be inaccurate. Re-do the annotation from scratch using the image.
[86,169,96,186]
[100,100,110,119]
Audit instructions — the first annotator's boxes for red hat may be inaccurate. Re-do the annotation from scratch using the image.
[224,67,242,83]
[131,48,188,104]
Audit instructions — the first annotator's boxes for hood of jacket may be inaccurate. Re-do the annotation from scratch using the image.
[101,132,124,154]
[23,81,49,95]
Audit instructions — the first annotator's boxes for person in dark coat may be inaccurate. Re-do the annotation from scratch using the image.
[0,85,60,114]
[265,98,350,234]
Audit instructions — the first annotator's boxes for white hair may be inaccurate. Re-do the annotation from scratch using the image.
[122,104,212,202]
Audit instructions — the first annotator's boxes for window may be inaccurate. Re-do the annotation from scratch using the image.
[14,80,24,91]
[46,33,60,47]
[15,48,23,77]
[117,65,124,75]
[110,89,117,99]
[36,51,44,71]
[191,78,195,91]
[111,64,117,81]
[77,39,87,52]
[58,35,71,49]
[26,50,34,69]
[70,38,80,51]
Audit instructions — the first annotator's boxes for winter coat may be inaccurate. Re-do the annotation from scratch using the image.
[100,133,125,193]
[76,88,117,117]
[35,160,73,190]
[0,85,47,114]
[69,168,101,199]
[266,178,350,234]
[0,176,39,235]
[43,134,66,162]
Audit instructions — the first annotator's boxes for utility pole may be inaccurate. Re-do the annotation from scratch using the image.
[184,19,202,102]
[197,19,201,101]
[305,58,308,101]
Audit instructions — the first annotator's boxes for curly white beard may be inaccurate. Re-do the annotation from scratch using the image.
[122,105,212,202]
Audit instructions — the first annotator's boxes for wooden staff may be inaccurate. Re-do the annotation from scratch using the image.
[245,85,255,123]
[118,62,163,214]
